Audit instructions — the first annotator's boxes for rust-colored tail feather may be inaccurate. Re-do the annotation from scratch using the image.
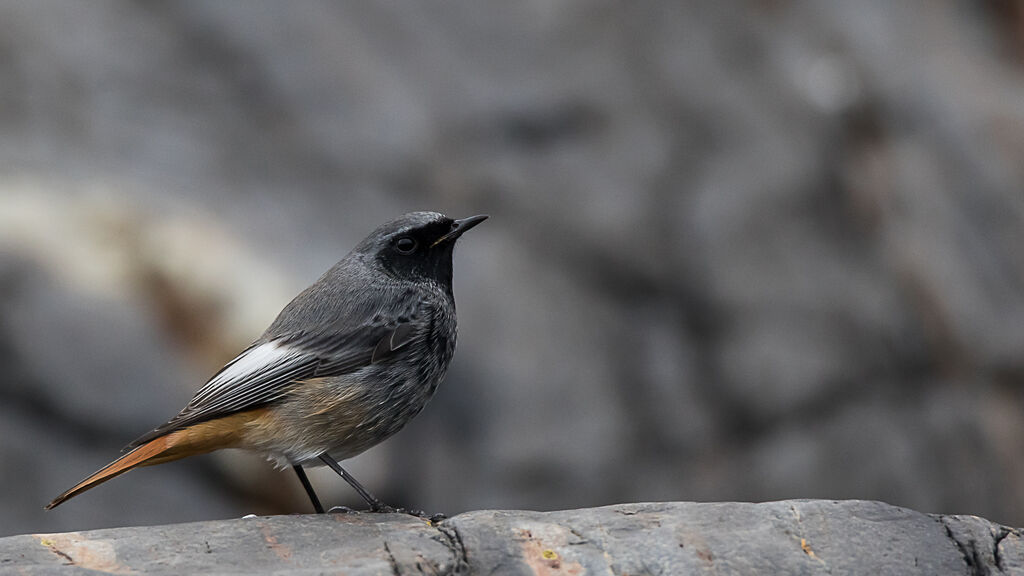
[45,435,176,510]
[45,409,271,510]
[45,409,270,510]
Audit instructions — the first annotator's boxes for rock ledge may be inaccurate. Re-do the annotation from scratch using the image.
[3,500,1022,575]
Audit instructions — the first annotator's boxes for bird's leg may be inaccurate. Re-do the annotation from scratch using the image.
[318,454,395,512]
[317,454,444,519]
[293,465,324,514]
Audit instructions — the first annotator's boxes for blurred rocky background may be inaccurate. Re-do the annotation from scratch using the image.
[2,0,1024,537]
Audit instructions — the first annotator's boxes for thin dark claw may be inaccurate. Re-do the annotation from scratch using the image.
[332,504,445,519]
[386,507,447,520]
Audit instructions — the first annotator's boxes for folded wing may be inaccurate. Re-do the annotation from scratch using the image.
[127,322,414,449]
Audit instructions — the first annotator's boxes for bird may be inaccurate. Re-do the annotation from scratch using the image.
[45,211,487,514]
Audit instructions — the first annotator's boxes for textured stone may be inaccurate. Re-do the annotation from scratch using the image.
[2,501,1022,575]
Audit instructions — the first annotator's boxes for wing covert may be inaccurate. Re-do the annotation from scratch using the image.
[126,321,417,448]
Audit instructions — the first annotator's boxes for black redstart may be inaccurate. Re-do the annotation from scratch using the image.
[46,211,487,513]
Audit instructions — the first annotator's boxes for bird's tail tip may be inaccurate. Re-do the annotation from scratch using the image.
[43,435,173,511]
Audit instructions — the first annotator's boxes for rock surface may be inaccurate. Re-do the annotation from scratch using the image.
[3,501,1022,575]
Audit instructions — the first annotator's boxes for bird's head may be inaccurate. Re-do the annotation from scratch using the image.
[356,211,487,287]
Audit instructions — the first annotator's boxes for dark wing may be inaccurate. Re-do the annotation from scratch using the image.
[126,322,414,449]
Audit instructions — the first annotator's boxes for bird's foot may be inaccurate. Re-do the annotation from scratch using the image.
[367,502,446,521]
[381,506,447,522]
[329,502,445,521]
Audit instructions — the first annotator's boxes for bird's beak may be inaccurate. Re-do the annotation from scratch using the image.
[432,214,488,247]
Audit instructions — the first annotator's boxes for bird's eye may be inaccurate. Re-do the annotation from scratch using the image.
[395,236,418,254]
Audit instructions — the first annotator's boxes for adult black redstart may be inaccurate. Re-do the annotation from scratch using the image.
[46,211,487,513]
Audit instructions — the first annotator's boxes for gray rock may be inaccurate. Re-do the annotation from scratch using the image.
[1,501,1021,575]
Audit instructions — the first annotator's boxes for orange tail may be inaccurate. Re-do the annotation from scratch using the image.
[45,409,269,510]
[45,435,180,510]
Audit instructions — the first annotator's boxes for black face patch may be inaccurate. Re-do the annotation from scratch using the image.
[377,218,456,284]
